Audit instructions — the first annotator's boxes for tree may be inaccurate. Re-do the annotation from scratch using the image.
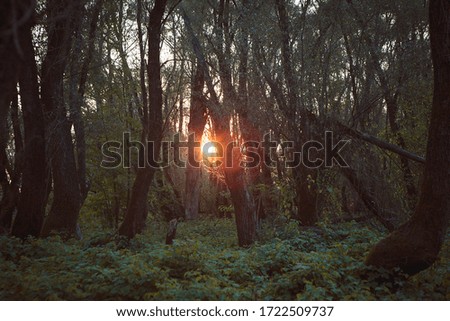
[0,0,29,233]
[366,0,450,275]
[184,62,207,220]
[119,0,168,238]
[40,0,92,238]
[12,1,49,237]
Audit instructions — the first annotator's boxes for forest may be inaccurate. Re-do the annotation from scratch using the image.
[0,0,448,300]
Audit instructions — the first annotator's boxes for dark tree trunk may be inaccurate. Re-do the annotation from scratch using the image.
[12,13,49,238]
[217,0,257,246]
[184,63,207,220]
[119,167,155,237]
[0,104,15,234]
[0,0,22,234]
[119,0,167,238]
[40,0,83,237]
[276,0,318,226]
[0,100,20,233]
[366,0,450,275]
[292,163,319,226]
[237,12,271,223]
[0,0,21,121]
[68,0,103,202]
[211,114,257,247]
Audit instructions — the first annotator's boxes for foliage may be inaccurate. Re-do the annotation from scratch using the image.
[0,219,447,300]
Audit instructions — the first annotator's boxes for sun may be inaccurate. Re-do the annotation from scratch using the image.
[201,136,219,155]
[206,144,218,155]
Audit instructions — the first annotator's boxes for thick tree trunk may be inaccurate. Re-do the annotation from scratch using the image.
[119,0,167,238]
[0,102,20,233]
[0,0,21,120]
[184,64,207,220]
[366,0,450,274]
[228,173,257,247]
[40,0,83,237]
[212,115,257,247]
[292,163,319,226]
[119,167,155,237]
[0,0,23,234]
[0,96,15,234]
[12,14,49,238]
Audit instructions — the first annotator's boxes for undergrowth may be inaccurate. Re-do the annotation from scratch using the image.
[0,219,448,300]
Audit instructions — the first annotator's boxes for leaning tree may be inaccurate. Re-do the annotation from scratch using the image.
[365,0,450,275]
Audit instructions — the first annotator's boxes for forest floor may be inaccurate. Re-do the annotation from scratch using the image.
[0,218,448,300]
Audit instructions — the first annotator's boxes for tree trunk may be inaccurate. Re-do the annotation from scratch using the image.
[0,0,23,234]
[119,0,167,238]
[0,0,21,123]
[119,166,155,237]
[40,0,83,237]
[292,163,319,226]
[12,13,49,238]
[184,63,207,220]
[366,0,450,275]
[211,114,257,247]
[68,0,103,202]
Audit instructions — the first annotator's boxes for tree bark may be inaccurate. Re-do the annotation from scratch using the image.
[12,10,49,238]
[40,0,83,237]
[210,113,257,247]
[0,0,24,233]
[184,63,207,220]
[0,94,21,235]
[366,0,450,275]
[68,0,103,202]
[119,0,167,238]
